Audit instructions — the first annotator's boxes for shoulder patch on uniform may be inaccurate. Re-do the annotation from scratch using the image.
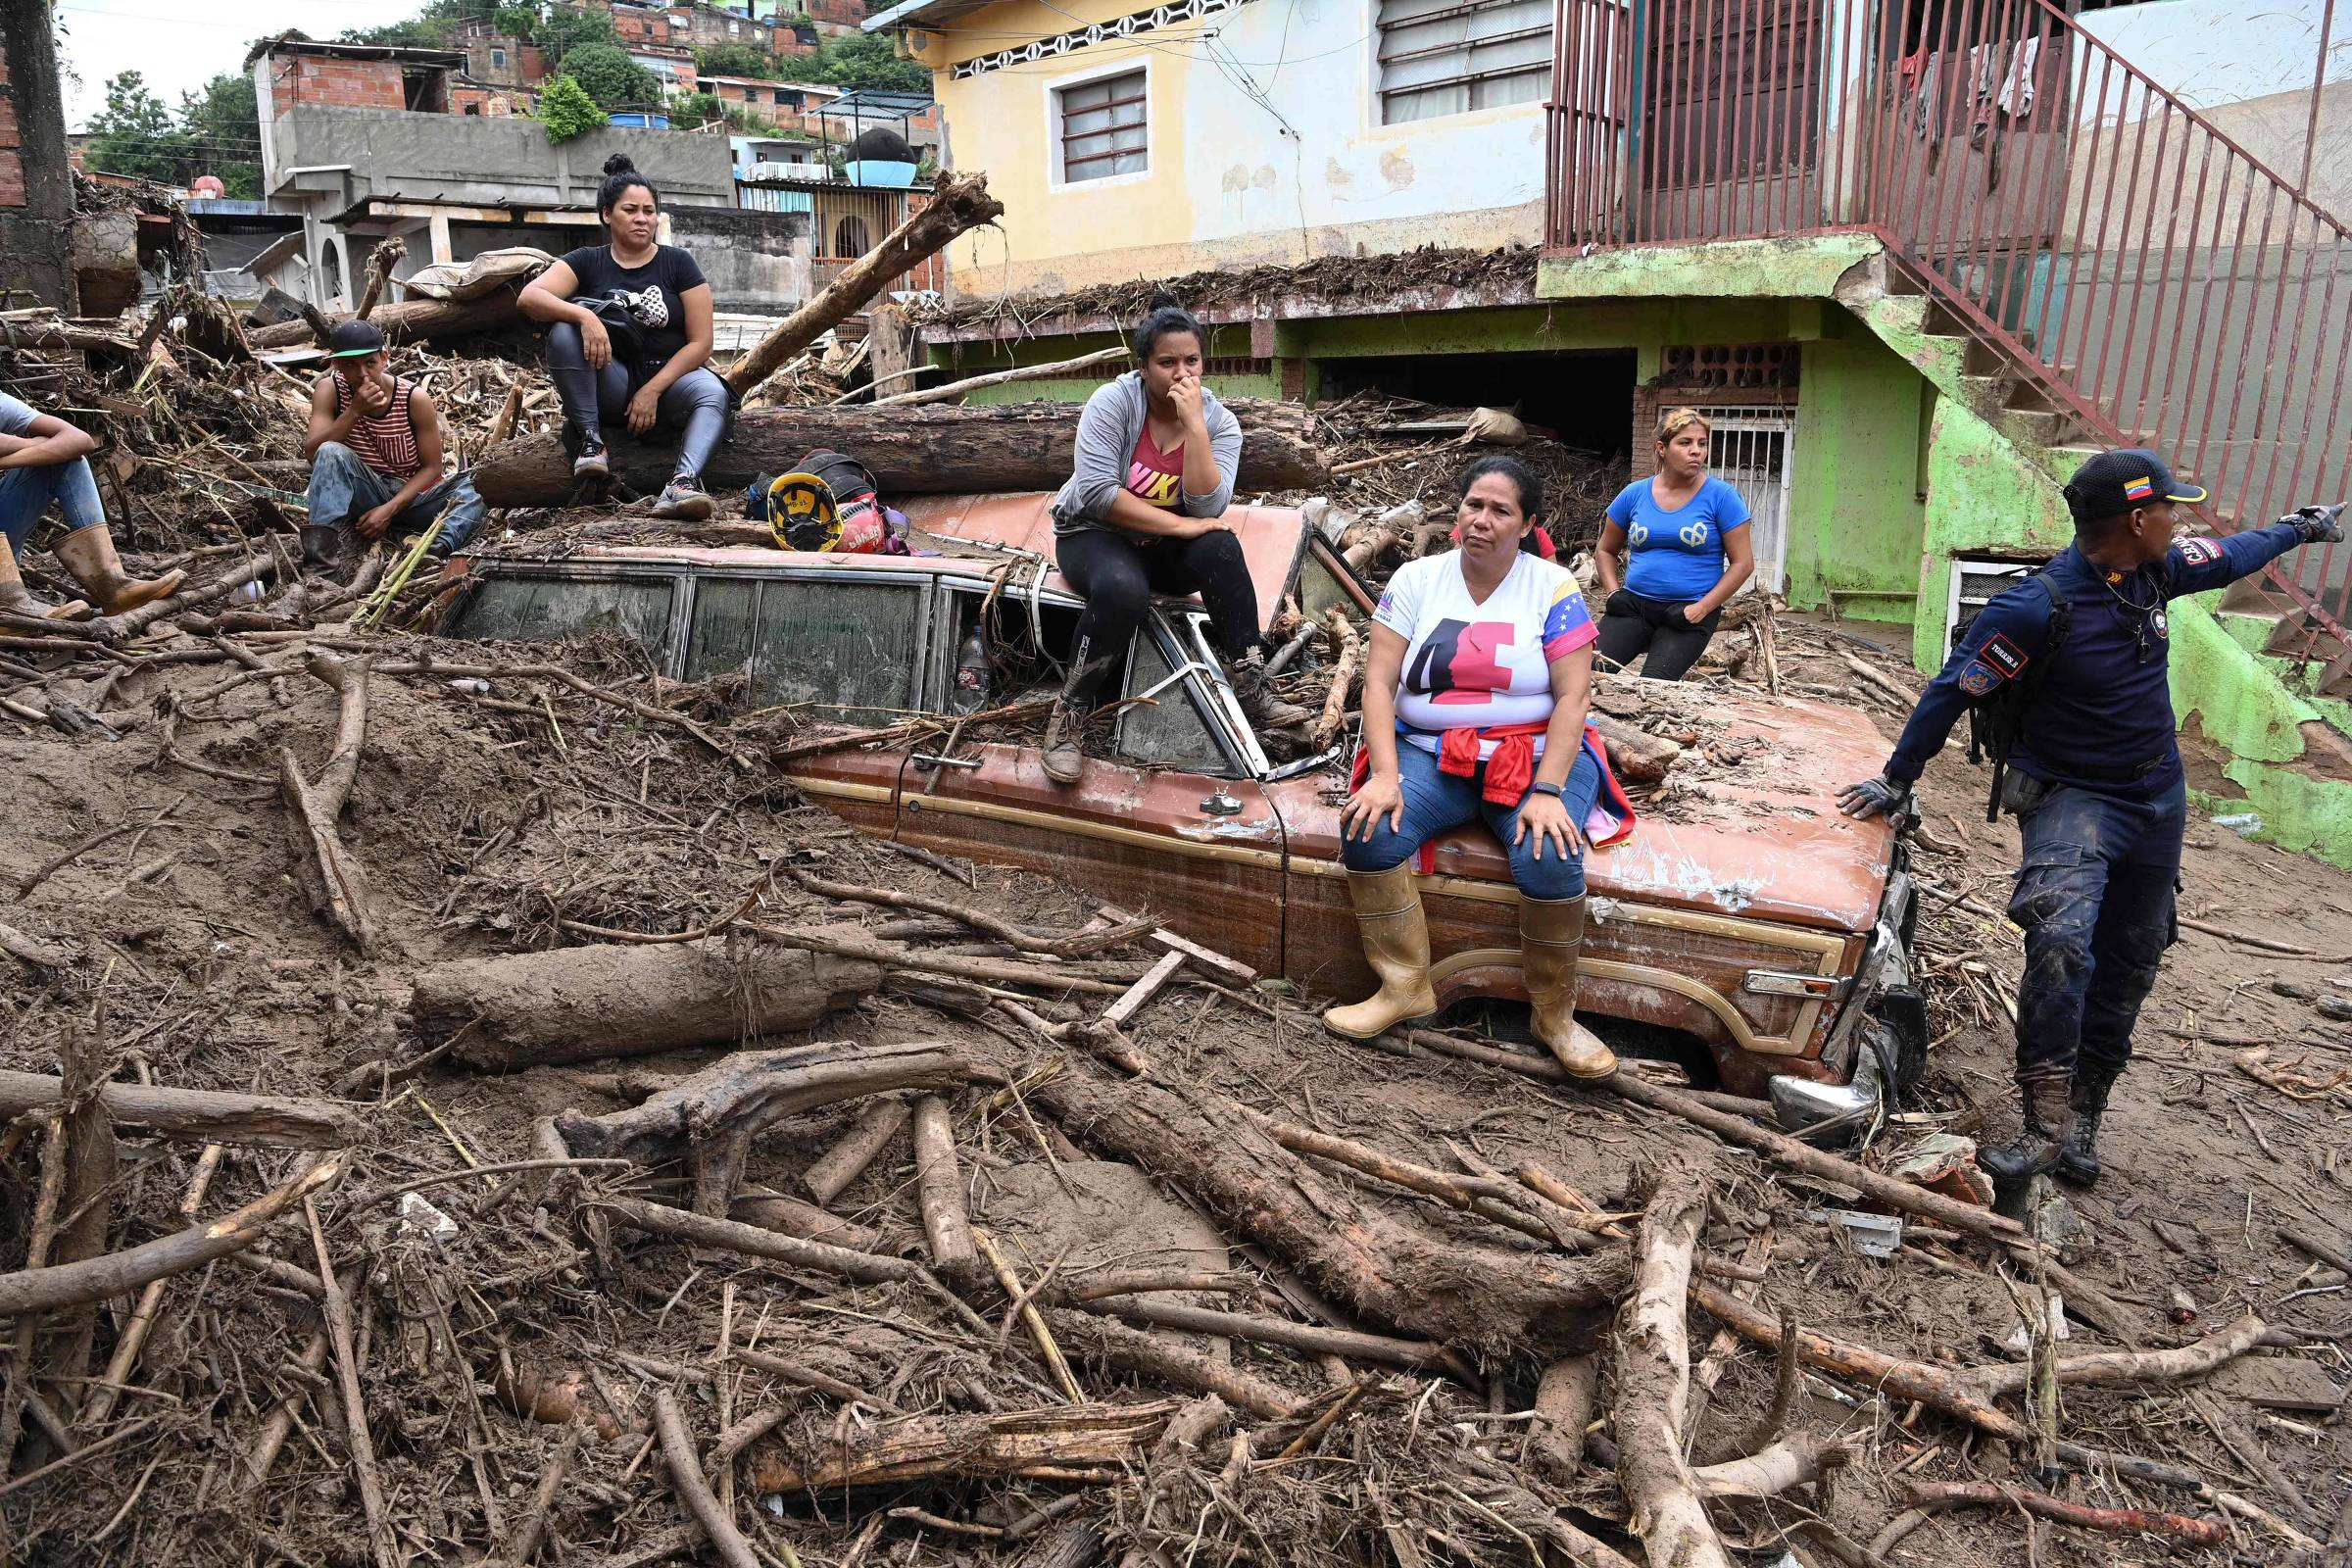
[2178,536,2223,564]
[1958,661,2001,696]
[1978,632,2028,678]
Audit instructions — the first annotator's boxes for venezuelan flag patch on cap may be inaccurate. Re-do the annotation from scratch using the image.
[2124,474,2155,502]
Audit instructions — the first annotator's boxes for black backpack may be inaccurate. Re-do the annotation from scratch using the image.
[1964,573,2070,823]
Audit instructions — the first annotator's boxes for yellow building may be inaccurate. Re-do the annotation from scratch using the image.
[864,0,1557,294]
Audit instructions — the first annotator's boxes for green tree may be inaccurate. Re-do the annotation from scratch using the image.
[536,5,618,68]
[670,90,725,128]
[693,41,776,78]
[178,72,262,198]
[807,31,929,93]
[537,74,608,142]
[561,42,662,110]
[83,71,187,183]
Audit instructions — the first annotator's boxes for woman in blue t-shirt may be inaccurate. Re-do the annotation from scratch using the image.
[1594,408,1755,679]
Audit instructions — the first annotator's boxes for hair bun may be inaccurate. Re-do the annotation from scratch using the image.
[1146,289,1182,312]
[602,153,639,176]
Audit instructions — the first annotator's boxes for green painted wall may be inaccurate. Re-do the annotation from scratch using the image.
[1908,398,2078,670]
[1785,328,1928,625]
[2169,598,2352,869]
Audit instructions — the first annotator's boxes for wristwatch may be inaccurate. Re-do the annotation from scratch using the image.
[1527,781,1566,800]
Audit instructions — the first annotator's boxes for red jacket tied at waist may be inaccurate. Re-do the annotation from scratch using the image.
[1434,718,1551,805]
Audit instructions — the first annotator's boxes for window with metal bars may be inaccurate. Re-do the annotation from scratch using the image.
[1376,0,1552,124]
[1056,70,1149,183]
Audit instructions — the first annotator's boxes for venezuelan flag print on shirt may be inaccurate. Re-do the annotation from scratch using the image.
[1373,551,1598,760]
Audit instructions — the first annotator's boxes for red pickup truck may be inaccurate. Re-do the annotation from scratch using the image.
[443,496,1925,1133]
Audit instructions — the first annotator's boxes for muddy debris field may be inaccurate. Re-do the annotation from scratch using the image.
[0,276,2349,1568]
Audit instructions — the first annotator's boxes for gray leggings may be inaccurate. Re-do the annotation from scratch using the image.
[547,320,730,479]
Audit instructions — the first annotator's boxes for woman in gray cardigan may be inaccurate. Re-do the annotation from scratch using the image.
[1042,296,1290,784]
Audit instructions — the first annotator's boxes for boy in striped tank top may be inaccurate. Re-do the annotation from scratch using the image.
[302,320,486,564]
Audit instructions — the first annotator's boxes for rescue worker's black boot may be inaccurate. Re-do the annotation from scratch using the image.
[1978,1070,2073,1186]
[2054,1071,2115,1187]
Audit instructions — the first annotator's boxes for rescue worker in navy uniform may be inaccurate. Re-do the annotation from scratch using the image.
[1838,449,2344,1187]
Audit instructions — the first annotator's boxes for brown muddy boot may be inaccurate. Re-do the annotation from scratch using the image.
[0,533,89,619]
[1229,645,1311,731]
[1322,863,1440,1039]
[1520,894,1617,1078]
[1978,1070,2074,1184]
[1040,697,1088,786]
[52,524,184,614]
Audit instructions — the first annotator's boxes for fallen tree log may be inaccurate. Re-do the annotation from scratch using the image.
[1590,714,1683,785]
[746,1400,1175,1492]
[1030,1060,1629,1355]
[0,1069,365,1148]
[553,1040,973,1164]
[0,1154,341,1321]
[1042,1310,1306,1420]
[246,285,526,351]
[1614,1163,1734,1568]
[594,1194,924,1289]
[1080,1297,1450,1371]
[469,397,1328,508]
[1959,1311,2268,1401]
[727,170,1004,398]
[411,939,882,1071]
[1905,1480,2228,1546]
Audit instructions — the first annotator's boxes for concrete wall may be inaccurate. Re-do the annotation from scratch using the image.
[906,0,1545,295]
[0,0,76,313]
[260,106,736,209]
[666,203,815,312]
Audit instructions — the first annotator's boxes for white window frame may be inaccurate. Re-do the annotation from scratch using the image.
[490,46,508,69]
[1372,0,1555,127]
[1044,57,1152,193]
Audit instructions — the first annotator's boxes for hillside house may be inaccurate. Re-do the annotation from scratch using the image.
[873,0,2352,864]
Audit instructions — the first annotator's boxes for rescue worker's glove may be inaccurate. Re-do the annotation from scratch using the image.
[1837,773,1912,821]
[2284,503,2347,544]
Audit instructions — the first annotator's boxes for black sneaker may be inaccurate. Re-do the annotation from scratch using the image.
[572,436,611,480]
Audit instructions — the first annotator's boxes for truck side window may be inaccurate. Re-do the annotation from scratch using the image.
[753,579,921,724]
[444,574,673,652]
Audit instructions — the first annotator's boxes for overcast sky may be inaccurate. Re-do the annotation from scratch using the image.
[54,0,427,129]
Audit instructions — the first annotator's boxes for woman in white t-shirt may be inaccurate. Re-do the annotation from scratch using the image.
[1325,457,1618,1080]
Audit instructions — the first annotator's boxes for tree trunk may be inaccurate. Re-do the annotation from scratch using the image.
[247,285,526,351]
[467,398,1328,508]
[1613,1163,1734,1568]
[1030,1061,1628,1356]
[552,1040,975,1164]
[411,939,882,1071]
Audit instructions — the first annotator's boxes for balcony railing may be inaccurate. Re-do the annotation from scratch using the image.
[1549,0,2352,661]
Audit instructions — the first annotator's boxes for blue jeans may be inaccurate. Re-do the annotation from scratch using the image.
[2007,776,2182,1089]
[1341,739,1601,900]
[0,456,107,553]
[307,442,488,551]
[547,321,731,480]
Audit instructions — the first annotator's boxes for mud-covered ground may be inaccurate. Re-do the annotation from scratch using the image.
[0,600,2344,1568]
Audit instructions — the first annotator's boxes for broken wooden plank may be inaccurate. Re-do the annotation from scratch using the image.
[1102,950,1186,1031]
[1099,905,1258,986]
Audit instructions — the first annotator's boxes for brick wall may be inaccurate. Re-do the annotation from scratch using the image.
[267,55,411,118]
[613,10,674,46]
[0,32,22,209]
[804,0,865,31]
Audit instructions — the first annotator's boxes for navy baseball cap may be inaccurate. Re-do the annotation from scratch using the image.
[2064,447,2207,523]
[327,319,387,359]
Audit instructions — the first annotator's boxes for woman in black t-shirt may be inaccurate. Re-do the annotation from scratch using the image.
[519,154,726,519]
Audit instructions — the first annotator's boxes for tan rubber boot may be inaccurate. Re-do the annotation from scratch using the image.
[1322,864,1440,1039]
[51,524,185,615]
[1521,894,1618,1079]
[0,533,89,620]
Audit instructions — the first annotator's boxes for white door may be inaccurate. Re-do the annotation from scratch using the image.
[1694,406,1796,596]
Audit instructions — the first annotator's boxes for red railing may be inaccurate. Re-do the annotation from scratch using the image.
[1547,0,2352,661]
